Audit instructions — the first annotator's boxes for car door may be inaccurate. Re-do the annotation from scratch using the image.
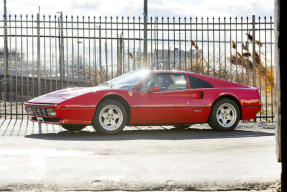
[182,74,215,122]
[133,73,195,124]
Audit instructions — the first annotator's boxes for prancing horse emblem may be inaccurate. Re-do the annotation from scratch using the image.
[128,91,133,96]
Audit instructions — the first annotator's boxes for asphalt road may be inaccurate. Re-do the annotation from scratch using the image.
[0,120,281,191]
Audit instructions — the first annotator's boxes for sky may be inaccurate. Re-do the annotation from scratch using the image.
[1,0,274,18]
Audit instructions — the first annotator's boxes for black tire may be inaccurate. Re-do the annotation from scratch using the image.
[173,125,191,129]
[61,124,86,132]
[208,98,240,131]
[93,99,127,135]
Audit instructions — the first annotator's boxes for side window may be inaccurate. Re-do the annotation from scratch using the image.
[138,74,188,92]
[138,78,154,92]
[188,75,213,88]
[157,74,188,91]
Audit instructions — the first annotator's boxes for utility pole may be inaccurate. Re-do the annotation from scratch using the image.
[143,0,148,68]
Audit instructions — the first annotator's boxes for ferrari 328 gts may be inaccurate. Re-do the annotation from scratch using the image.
[25,70,261,134]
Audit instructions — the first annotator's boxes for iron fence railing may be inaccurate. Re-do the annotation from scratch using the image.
[0,14,274,121]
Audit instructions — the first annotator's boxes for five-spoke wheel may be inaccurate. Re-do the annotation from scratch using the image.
[208,98,240,131]
[99,105,124,131]
[216,103,237,128]
[93,99,127,134]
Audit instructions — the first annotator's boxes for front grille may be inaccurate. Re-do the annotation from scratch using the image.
[30,108,49,116]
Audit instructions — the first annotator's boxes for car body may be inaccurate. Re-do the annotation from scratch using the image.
[25,70,261,133]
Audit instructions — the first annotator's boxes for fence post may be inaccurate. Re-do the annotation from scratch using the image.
[252,15,257,122]
[252,15,257,87]
[3,5,9,119]
[143,0,148,68]
[58,13,64,88]
[99,19,102,83]
[37,13,41,96]
[119,35,123,75]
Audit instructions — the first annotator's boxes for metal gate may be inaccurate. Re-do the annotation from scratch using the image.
[0,14,274,121]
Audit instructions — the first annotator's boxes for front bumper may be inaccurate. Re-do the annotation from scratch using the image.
[25,103,94,125]
[29,117,92,125]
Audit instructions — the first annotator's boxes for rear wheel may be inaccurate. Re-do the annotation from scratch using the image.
[208,98,240,131]
[61,124,86,132]
[93,99,127,134]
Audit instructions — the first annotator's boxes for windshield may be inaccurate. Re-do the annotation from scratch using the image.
[102,70,151,90]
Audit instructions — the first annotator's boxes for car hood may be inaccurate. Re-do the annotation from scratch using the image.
[27,86,108,104]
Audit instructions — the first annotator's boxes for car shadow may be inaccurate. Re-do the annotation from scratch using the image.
[25,127,274,141]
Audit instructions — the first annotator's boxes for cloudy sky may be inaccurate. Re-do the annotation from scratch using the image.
[1,0,274,18]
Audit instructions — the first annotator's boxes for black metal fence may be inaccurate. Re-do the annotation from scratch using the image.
[0,14,274,121]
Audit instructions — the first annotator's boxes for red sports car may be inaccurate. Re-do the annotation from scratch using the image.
[25,70,261,134]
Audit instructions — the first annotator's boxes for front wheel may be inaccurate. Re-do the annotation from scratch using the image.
[93,99,127,134]
[208,98,240,131]
[61,124,86,132]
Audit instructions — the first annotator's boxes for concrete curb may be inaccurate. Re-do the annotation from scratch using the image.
[0,180,280,191]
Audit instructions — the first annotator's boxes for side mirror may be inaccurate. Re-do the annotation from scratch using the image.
[148,86,160,93]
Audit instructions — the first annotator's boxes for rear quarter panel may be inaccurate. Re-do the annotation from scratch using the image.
[203,87,261,120]
[188,72,261,120]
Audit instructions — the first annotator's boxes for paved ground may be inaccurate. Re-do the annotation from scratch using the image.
[0,119,281,191]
